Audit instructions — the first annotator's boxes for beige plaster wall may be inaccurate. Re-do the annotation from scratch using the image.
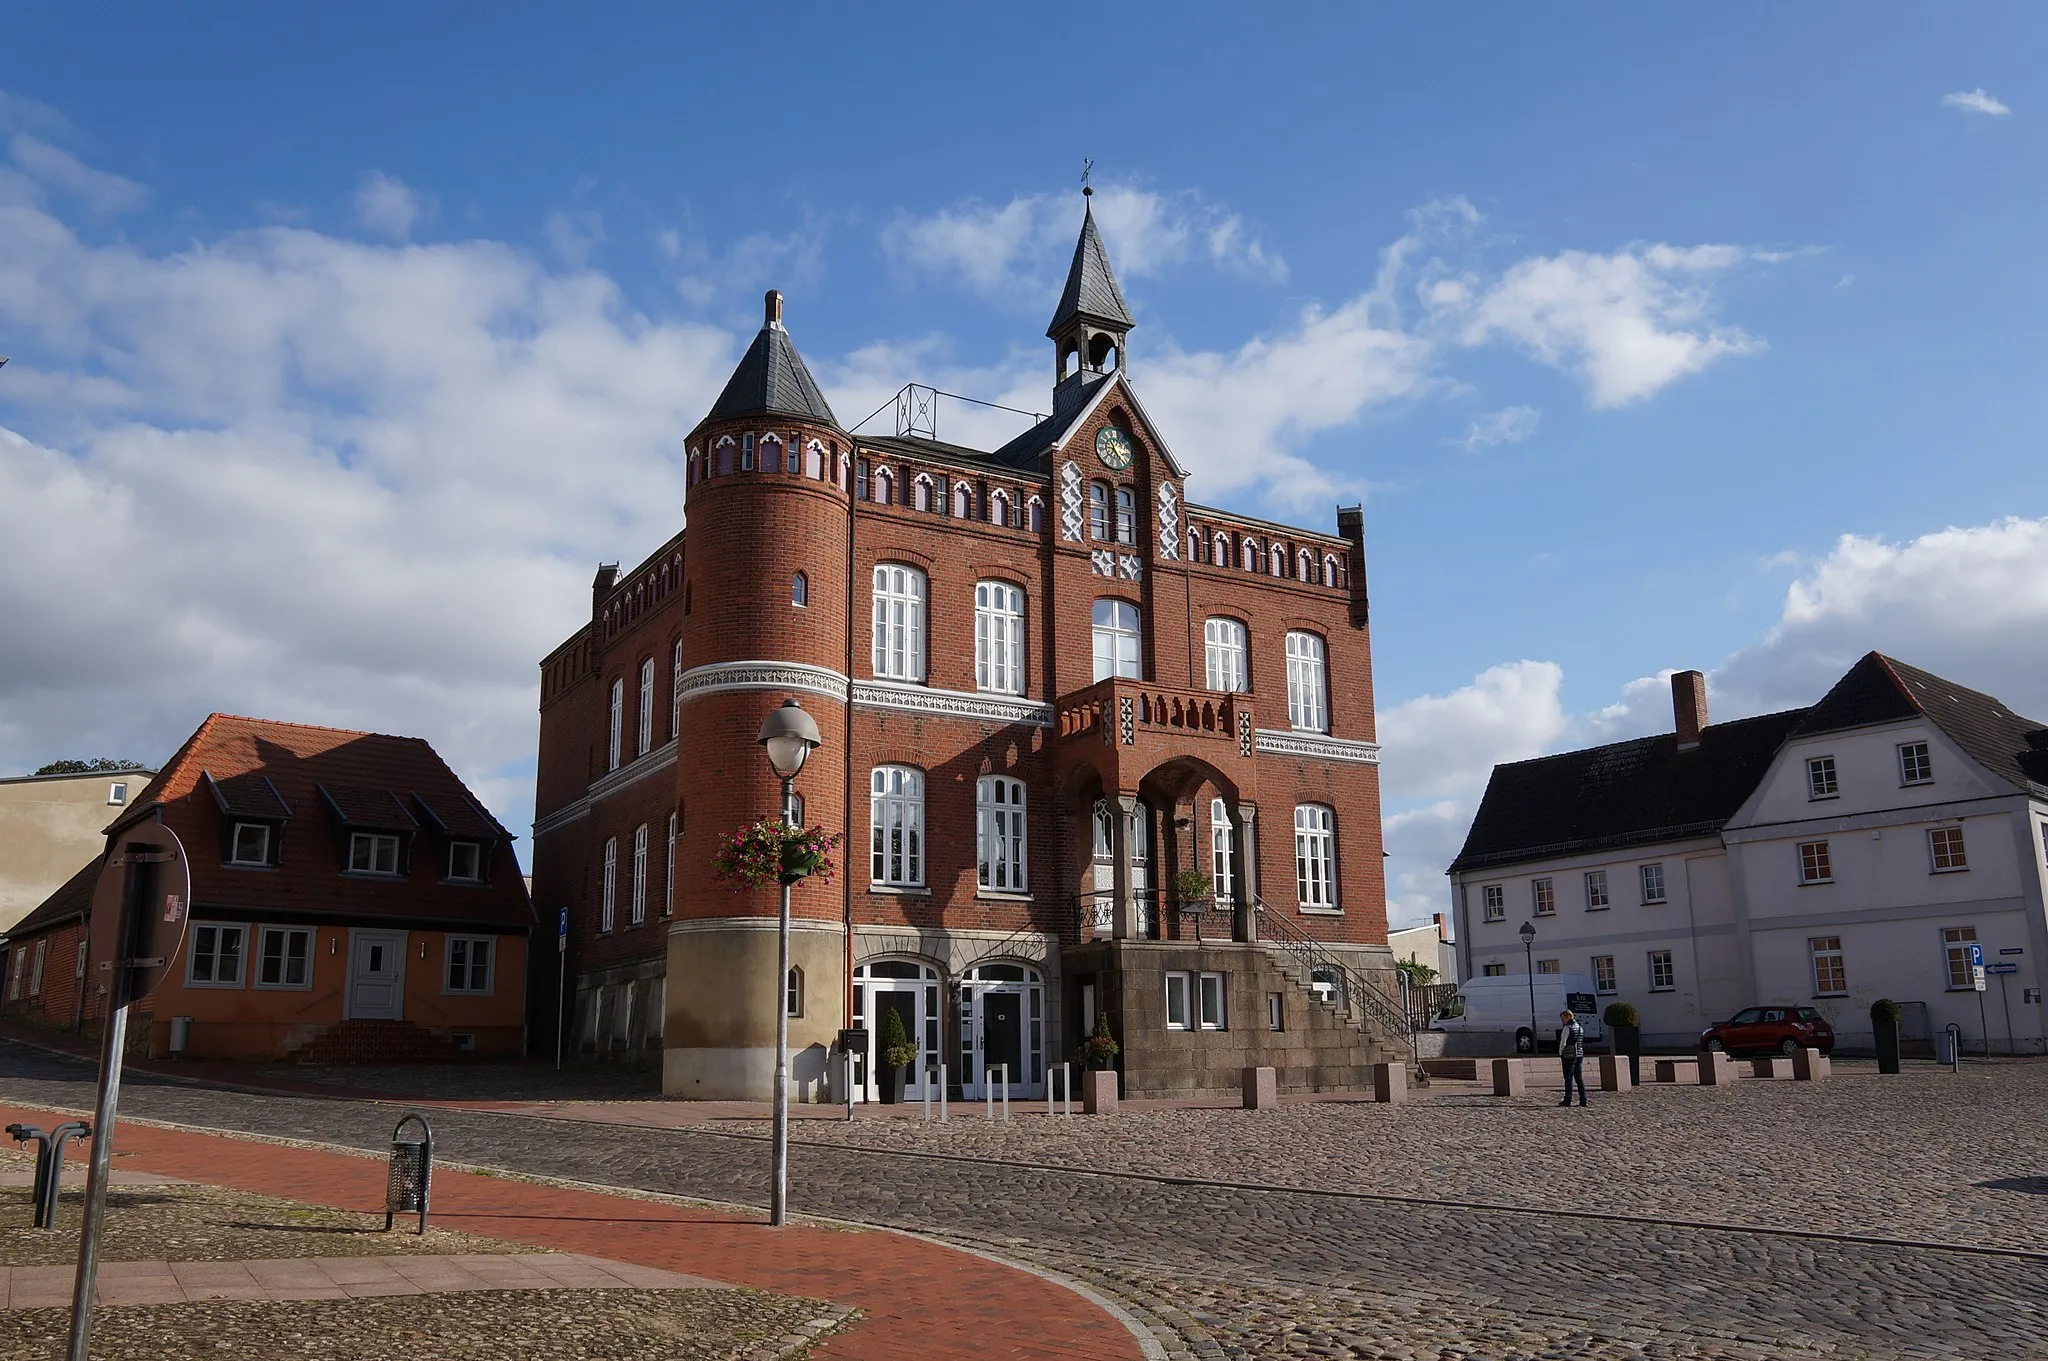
[664,917,846,1099]
[0,772,150,933]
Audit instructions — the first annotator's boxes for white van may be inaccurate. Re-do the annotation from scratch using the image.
[1435,974,1605,1053]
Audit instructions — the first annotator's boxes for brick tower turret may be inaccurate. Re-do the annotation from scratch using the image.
[667,290,853,1099]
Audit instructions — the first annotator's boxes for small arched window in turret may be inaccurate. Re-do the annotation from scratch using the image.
[953,482,974,520]
[1299,550,1315,583]
[806,440,825,479]
[740,433,756,472]
[1270,545,1286,577]
[714,435,735,477]
[1324,554,1342,587]
[760,434,783,474]
[1213,532,1233,568]
[1027,497,1046,533]
[1242,537,1259,571]
[792,572,808,607]
[989,489,1011,527]
[912,474,934,513]
[873,466,894,504]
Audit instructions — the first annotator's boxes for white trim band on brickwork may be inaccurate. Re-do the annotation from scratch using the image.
[676,659,852,704]
[852,679,1053,728]
[1253,729,1382,765]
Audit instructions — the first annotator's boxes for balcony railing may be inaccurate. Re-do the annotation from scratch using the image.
[1056,678,1253,747]
[1074,890,1236,943]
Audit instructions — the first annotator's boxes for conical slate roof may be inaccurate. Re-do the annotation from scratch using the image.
[706,291,840,427]
[1047,199,1134,338]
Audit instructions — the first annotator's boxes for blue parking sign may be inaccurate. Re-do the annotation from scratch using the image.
[1967,942,1985,967]
[558,906,569,952]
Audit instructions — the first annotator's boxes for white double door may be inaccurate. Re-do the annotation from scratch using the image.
[862,977,940,1102]
[961,981,1044,1099]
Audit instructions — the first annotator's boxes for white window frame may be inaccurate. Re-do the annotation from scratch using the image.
[637,657,655,757]
[1810,936,1846,997]
[1806,755,1839,800]
[1899,741,1934,786]
[1091,599,1142,682]
[447,840,483,883]
[1930,825,1969,873]
[1483,884,1505,922]
[1284,631,1328,733]
[631,824,649,925]
[445,935,494,995]
[870,766,925,888]
[1537,958,1561,975]
[28,940,46,997]
[228,822,271,867]
[792,571,808,607]
[608,677,624,771]
[107,781,128,806]
[74,939,86,979]
[348,832,401,876]
[1293,803,1338,912]
[1942,925,1979,990]
[1197,972,1227,1030]
[1532,877,1555,917]
[1204,618,1248,693]
[187,923,247,988]
[6,949,20,1000]
[1114,486,1136,544]
[601,837,617,932]
[664,812,678,917]
[1165,972,1191,1030]
[255,926,314,989]
[1798,840,1833,884]
[1592,955,1617,994]
[974,580,1026,695]
[976,775,1027,893]
[670,640,683,740]
[1640,862,1666,904]
[785,966,803,1018]
[1584,870,1609,910]
[871,564,927,682]
[1648,949,1675,992]
[1209,798,1235,905]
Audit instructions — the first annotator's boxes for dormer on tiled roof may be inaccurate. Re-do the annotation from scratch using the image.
[316,783,418,831]
[201,771,293,821]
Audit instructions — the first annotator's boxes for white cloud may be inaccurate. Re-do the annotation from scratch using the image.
[1379,661,1569,802]
[659,218,829,311]
[543,208,605,266]
[7,134,147,214]
[1943,88,2011,117]
[1439,243,1765,408]
[1446,404,1539,452]
[354,170,426,239]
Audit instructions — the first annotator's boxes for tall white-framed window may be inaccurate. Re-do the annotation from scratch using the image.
[1648,949,1675,991]
[1242,537,1260,571]
[872,564,927,682]
[1930,826,1969,872]
[870,766,925,888]
[1114,487,1136,544]
[1284,632,1327,733]
[608,678,624,771]
[29,940,46,997]
[1198,972,1227,1030]
[631,824,648,925]
[1810,936,1846,996]
[1806,756,1838,799]
[1584,870,1609,910]
[990,489,1011,526]
[1294,803,1337,912]
[785,966,803,1017]
[1165,972,1191,1030]
[348,832,401,875]
[1091,599,1142,681]
[953,481,974,519]
[1089,482,1110,539]
[1212,531,1233,567]
[256,927,313,988]
[1592,955,1617,994]
[1899,741,1934,785]
[187,924,247,987]
[670,640,683,740]
[1942,925,1979,989]
[1639,862,1667,904]
[792,572,808,607]
[976,775,1027,892]
[1209,798,1235,904]
[1532,878,1555,916]
[974,581,1025,695]
[1483,884,1505,921]
[601,837,617,932]
[1204,618,1248,693]
[664,812,678,917]
[637,657,655,757]
[446,936,493,994]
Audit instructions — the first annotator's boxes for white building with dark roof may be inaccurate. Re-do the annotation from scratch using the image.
[1449,655,2048,1054]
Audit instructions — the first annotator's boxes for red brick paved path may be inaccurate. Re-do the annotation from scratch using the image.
[1,1103,1143,1361]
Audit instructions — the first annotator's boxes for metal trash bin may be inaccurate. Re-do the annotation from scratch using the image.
[383,1113,433,1235]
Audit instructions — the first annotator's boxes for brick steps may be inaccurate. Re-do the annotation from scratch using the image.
[290,1019,461,1065]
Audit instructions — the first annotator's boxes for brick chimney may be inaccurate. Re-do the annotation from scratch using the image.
[1431,912,1446,941]
[1672,670,1708,750]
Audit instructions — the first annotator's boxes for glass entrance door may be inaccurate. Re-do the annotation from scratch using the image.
[853,959,941,1102]
[960,962,1045,1098]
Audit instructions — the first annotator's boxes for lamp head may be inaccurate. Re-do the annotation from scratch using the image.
[756,698,822,779]
[1519,920,1536,945]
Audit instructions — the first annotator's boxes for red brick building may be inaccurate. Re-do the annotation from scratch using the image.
[2,714,535,1062]
[533,200,1397,1100]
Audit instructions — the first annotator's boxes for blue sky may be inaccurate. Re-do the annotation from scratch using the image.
[2,6,2043,923]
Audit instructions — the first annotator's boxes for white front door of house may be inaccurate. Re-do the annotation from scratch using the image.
[961,964,1045,1099]
[347,930,406,1020]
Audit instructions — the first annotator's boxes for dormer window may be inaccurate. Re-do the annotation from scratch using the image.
[447,841,483,882]
[349,832,401,875]
[229,823,272,866]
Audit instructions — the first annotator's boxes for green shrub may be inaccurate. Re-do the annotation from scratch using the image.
[1871,997,1902,1026]
[1603,1002,1639,1027]
[878,1006,918,1070]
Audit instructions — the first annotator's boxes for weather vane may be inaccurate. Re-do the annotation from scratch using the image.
[1082,158,1093,197]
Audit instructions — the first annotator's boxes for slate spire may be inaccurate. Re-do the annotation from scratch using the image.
[705,289,840,427]
[1046,191,1135,339]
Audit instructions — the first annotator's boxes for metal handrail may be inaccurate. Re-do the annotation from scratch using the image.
[1251,898,1409,1039]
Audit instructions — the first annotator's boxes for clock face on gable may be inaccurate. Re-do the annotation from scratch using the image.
[1095,425,1135,471]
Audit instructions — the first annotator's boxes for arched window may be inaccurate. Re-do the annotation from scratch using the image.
[664,811,678,917]
[637,657,655,757]
[1324,554,1341,587]
[1027,497,1046,534]
[872,564,926,681]
[1210,798,1236,905]
[1294,804,1337,911]
[1204,618,1248,693]
[806,441,825,479]
[792,572,808,608]
[601,837,618,932]
[670,640,683,739]
[873,466,894,504]
[630,823,649,925]
[1242,537,1260,571]
[953,482,974,519]
[714,436,735,477]
[989,489,1011,527]
[1188,527,1203,561]
[688,452,702,486]
[607,678,625,771]
[1089,482,1110,540]
[785,966,804,1017]
[976,775,1027,892]
[1270,544,1287,576]
[974,580,1025,695]
[1285,631,1328,733]
[1091,599,1142,681]
[1299,550,1315,583]
[912,474,934,513]
[1213,531,1233,568]
[870,766,925,887]
[760,435,783,474]
[1114,487,1135,545]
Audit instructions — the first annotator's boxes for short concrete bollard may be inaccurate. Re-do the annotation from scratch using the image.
[1082,1068,1119,1115]
[1748,1056,1793,1079]
[1596,1055,1634,1092]
[1791,1047,1831,1081]
[1241,1066,1278,1110]
[1697,1051,1736,1086]
[1652,1058,1698,1085]
[1490,1057,1526,1097]
[1371,1062,1407,1104]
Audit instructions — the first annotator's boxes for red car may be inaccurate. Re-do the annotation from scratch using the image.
[1700,1006,1835,1056]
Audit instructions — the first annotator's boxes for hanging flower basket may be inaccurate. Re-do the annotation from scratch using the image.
[711,818,843,890]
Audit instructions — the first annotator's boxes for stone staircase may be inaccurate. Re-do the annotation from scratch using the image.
[290,1019,461,1066]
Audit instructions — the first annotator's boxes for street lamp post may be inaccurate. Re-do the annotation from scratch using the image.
[757,698,821,1229]
[1519,920,1537,1052]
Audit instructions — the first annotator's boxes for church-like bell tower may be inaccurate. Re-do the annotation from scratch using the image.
[1048,187,1135,414]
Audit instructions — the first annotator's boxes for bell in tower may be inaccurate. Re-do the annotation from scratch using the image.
[1048,187,1135,414]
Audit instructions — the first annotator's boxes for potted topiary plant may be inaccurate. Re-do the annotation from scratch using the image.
[1871,997,1903,1074]
[1077,1013,1121,1114]
[1078,1012,1121,1071]
[877,1006,917,1104]
[1604,1001,1642,1084]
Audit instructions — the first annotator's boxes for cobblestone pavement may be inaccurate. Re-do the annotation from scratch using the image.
[4,1044,2044,1360]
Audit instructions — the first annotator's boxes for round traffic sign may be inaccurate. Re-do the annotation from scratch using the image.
[87,824,193,1002]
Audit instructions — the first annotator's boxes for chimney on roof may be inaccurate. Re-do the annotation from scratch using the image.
[1431,912,1446,941]
[1672,670,1708,751]
[764,289,784,330]
[591,562,619,617]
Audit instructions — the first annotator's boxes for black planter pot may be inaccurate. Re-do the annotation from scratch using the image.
[1875,1017,1902,1074]
[1612,1023,1642,1085]
[876,1064,907,1104]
